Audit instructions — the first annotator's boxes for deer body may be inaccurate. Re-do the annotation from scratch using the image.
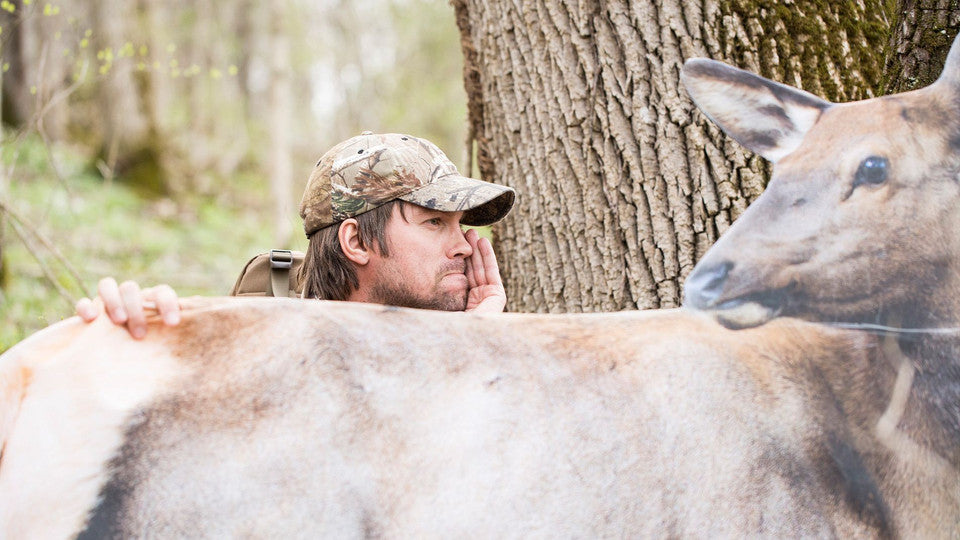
[1,300,898,538]
[3,35,960,538]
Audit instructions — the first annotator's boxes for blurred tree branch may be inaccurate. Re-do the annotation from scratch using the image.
[36,56,90,194]
[0,195,86,304]
[0,32,91,305]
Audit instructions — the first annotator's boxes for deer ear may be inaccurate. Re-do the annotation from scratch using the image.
[681,59,831,163]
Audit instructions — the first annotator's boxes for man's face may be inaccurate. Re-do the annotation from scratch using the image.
[366,204,473,311]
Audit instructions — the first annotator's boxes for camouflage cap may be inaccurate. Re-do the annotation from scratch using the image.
[299,132,516,236]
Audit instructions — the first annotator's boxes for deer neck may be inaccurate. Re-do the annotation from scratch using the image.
[880,289,960,470]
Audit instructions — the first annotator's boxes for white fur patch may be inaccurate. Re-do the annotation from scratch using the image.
[0,317,183,539]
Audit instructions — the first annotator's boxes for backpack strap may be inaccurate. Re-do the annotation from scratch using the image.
[230,250,305,297]
[268,249,295,298]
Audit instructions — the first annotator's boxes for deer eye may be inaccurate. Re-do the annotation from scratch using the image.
[853,156,889,187]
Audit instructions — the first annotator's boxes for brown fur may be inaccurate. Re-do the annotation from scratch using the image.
[0,297,930,537]
[683,33,960,539]
[5,36,960,539]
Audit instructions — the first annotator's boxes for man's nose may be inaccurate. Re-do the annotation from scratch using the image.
[450,229,473,258]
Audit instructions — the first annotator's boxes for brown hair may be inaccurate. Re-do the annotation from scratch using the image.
[299,200,406,300]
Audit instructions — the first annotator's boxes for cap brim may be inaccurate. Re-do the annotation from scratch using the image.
[398,175,516,226]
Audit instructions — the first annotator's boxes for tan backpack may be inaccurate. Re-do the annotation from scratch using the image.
[229,249,305,298]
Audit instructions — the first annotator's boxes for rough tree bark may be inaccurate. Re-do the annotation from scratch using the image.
[453,0,892,313]
[884,0,960,93]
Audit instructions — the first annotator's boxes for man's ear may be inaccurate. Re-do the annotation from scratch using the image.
[337,219,370,265]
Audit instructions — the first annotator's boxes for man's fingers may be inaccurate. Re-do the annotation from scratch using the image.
[462,228,507,313]
[118,280,147,339]
[74,297,101,322]
[465,229,486,286]
[144,284,181,326]
[464,229,479,288]
[83,278,179,337]
[476,236,502,286]
[465,254,477,289]
[97,277,127,323]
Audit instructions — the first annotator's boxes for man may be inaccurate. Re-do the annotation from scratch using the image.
[76,132,516,337]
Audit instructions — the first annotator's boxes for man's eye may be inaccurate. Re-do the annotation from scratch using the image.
[427,218,442,226]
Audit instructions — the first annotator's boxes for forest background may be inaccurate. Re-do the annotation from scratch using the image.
[0,0,470,350]
[2,0,959,352]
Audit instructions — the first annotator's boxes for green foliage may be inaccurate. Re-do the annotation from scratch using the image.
[0,0,474,353]
[0,134,305,352]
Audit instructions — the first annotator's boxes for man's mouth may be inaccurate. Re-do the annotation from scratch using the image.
[441,262,467,277]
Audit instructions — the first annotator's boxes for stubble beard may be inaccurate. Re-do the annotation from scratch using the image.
[369,281,468,311]
[369,262,469,311]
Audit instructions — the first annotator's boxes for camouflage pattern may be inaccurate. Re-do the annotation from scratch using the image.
[299,132,516,235]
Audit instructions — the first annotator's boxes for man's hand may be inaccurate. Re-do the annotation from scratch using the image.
[463,228,506,313]
[75,277,182,339]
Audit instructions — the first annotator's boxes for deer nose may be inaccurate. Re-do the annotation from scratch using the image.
[684,261,733,309]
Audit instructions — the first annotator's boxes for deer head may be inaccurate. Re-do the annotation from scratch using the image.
[682,37,960,331]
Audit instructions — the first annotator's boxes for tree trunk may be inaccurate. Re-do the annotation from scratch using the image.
[453,0,892,313]
[1,9,36,129]
[884,0,960,93]
[268,0,294,246]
